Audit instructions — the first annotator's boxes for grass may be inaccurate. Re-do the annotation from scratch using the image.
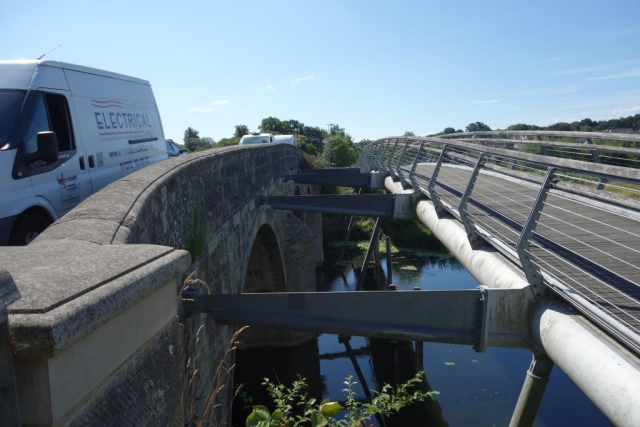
[181,273,247,426]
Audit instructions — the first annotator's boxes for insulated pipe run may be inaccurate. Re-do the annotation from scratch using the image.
[533,302,640,427]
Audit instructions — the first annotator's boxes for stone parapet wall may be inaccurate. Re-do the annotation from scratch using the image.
[0,143,322,426]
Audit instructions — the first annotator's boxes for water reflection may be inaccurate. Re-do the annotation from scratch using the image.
[233,239,612,426]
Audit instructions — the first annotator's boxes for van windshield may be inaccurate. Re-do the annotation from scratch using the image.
[0,90,26,146]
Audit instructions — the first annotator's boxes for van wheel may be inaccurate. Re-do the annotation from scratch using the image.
[9,213,52,246]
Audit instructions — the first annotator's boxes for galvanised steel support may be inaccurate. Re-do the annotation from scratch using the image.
[386,139,399,172]
[285,171,372,188]
[408,142,426,189]
[426,145,449,216]
[180,289,485,344]
[299,168,361,174]
[516,167,555,297]
[458,154,485,248]
[336,214,356,267]
[395,140,410,179]
[540,145,548,156]
[386,236,392,286]
[509,353,554,427]
[262,194,396,218]
[357,217,383,291]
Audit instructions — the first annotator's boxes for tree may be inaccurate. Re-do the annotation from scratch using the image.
[323,134,358,167]
[259,117,287,134]
[547,122,571,131]
[184,127,199,140]
[404,131,415,136]
[442,127,456,134]
[216,136,240,147]
[234,125,249,138]
[465,122,492,132]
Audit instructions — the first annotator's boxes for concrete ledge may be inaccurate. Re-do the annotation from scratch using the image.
[15,278,180,424]
[2,241,191,359]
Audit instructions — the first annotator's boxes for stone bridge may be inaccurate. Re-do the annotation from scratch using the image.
[0,144,322,426]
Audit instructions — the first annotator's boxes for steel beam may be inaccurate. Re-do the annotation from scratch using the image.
[285,172,372,188]
[181,289,484,345]
[299,168,361,174]
[262,194,396,218]
[357,217,382,291]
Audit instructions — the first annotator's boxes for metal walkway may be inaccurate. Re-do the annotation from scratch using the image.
[357,130,640,354]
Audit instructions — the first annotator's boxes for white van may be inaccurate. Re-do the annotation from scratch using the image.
[0,60,168,245]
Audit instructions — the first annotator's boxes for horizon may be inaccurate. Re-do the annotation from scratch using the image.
[2,0,640,142]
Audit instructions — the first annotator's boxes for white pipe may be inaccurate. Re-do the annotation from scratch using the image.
[534,303,640,427]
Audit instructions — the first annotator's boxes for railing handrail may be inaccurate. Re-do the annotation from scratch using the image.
[439,129,640,143]
[449,138,640,156]
[370,136,640,183]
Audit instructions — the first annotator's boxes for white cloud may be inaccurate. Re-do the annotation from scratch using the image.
[612,106,640,114]
[291,75,314,85]
[585,68,640,81]
[257,84,275,92]
[551,60,635,76]
[187,100,230,112]
[549,57,562,61]
[471,99,500,104]
[515,85,580,96]
[188,107,215,113]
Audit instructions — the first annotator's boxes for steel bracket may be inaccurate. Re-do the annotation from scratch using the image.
[516,167,555,297]
[408,141,425,189]
[395,140,410,179]
[427,145,448,217]
[263,194,397,218]
[458,154,485,248]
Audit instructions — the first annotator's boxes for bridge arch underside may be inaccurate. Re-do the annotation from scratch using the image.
[243,224,286,293]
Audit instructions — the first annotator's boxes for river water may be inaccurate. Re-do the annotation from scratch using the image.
[233,241,612,426]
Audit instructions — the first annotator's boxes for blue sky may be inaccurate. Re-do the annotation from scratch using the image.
[2,0,640,141]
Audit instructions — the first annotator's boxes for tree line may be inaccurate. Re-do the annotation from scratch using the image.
[180,112,640,167]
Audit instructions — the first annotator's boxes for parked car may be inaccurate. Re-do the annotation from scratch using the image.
[0,60,168,245]
[166,139,186,157]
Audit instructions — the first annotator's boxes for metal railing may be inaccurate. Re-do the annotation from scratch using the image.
[356,132,640,355]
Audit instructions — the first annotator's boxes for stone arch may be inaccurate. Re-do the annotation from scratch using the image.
[243,223,286,293]
[240,207,288,294]
[293,185,305,222]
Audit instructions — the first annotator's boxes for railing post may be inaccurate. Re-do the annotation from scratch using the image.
[395,140,411,179]
[516,167,555,297]
[409,141,426,190]
[427,145,449,216]
[540,145,548,156]
[380,139,392,170]
[589,142,606,190]
[458,154,485,248]
[386,139,399,173]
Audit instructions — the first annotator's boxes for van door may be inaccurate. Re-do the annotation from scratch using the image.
[22,90,92,217]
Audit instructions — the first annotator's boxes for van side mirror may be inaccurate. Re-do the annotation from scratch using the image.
[35,131,59,163]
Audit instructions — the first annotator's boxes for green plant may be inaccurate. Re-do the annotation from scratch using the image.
[185,198,206,261]
[245,372,437,427]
